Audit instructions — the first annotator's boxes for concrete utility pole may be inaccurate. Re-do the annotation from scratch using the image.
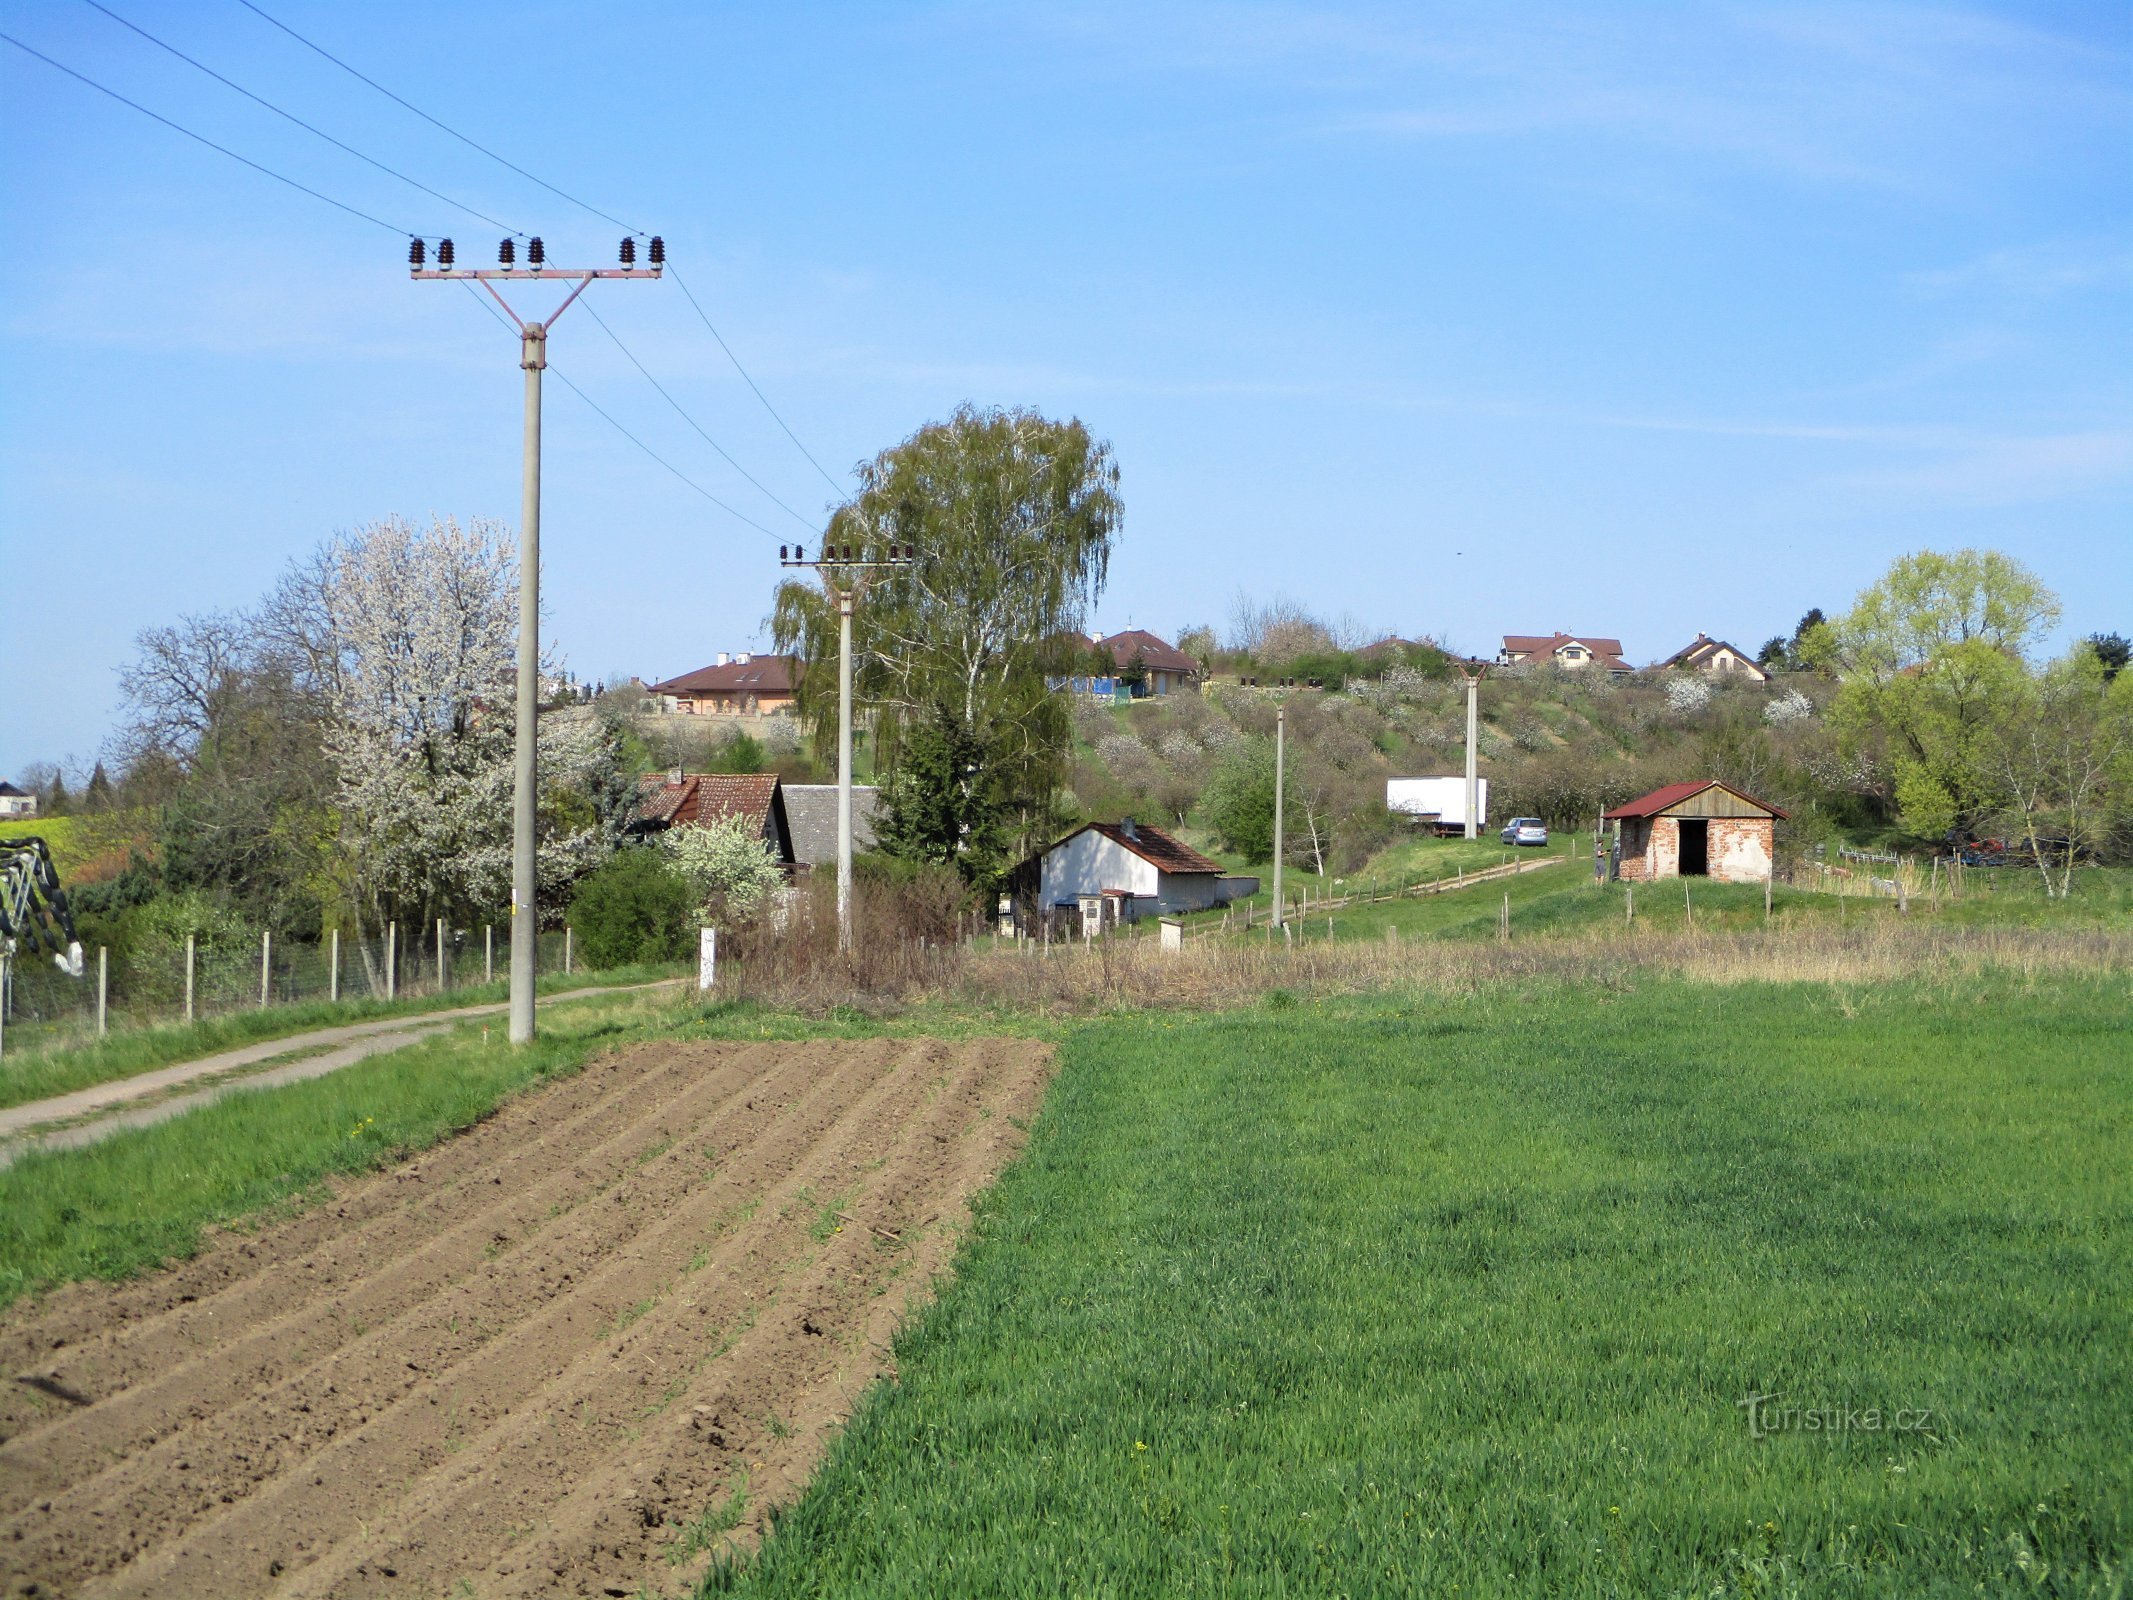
[413,233,662,1042]
[1454,658,1489,840]
[1272,705,1286,927]
[780,541,917,951]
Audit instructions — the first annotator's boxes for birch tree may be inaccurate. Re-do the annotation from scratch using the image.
[771,405,1121,881]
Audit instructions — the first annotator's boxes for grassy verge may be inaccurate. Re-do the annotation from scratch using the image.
[0,963,684,1114]
[0,988,678,1308]
[715,977,2131,1597]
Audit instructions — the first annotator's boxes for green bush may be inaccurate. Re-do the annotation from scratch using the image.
[568,848,697,967]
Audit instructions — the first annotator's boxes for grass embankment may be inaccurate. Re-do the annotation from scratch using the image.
[720,979,2131,1597]
[1182,830,1589,926]
[0,987,679,1308]
[0,962,685,1113]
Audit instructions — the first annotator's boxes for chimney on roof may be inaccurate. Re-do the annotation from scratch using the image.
[735,651,750,664]
[714,652,730,667]
[669,767,684,784]
[1122,816,1138,841]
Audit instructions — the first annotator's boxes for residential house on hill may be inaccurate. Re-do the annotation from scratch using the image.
[628,771,796,866]
[0,781,37,820]
[1497,633,1634,676]
[1097,629,1202,697]
[1657,634,1769,683]
[781,784,881,869]
[647,654,799,715]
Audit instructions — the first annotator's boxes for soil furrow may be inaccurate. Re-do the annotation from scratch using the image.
[0,1035,1053,1600]
[2,1041,886,1595]
[0,1041,813,1522]
[290,1039,1024,1599]
[0,1039,707,1437]
[67,1039,939,1599]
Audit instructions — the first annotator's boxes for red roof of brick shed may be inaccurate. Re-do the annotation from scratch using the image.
[1604,781,1788,821]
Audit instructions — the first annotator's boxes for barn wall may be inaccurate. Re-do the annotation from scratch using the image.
[1154,871,1223,912]
[1708,818,1774,883]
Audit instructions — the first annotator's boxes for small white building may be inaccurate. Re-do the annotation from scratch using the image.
[0,781,37,820]
[1014,820,1253,932]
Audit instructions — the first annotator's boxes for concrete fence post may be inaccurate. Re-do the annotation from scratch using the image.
[184,933,196,1023]
[260,929,272,1009]
[0,952,8,1061]
[1626,884,1634,925]
[564,925,573,976]
[98,945,109,1036]
[437,917,447,993]
[1499,892,1510,942]
[386,922,397,1001]
[485,923,494,984]
[330,928,340,1003]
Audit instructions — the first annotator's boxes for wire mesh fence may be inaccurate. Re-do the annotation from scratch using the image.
[0,922,577,1057]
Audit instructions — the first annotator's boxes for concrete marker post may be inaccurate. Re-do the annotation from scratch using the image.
[330,928,340,1003]
[436,917,447,993]
[260,929,271,1009]
[485,923,494,984]
[97,945,108,1036]
[184,933,195,1023]
[387,922,397,1001]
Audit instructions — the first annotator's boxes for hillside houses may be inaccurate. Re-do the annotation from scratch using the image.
[1497,633,1635,676]
[647,654,799,716]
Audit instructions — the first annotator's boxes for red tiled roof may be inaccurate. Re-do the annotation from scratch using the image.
[1502,633,1626,658]
[1658,635,1765,673]
[1099,629,1201,677]
[1080,821,1223,875]
[1604,780,1788,820]
[648,656,797,697]
[633,772,782,830]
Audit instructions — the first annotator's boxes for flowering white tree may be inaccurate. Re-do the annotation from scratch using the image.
[1664,674,1713,715]
[311,515,618,932]
[658,816,786,923]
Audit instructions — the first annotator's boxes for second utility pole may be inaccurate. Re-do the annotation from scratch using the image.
[1272,705,1286,928]
[413,233,663,1042]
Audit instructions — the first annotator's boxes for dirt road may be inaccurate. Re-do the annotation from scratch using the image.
[0,1034,1054,1598]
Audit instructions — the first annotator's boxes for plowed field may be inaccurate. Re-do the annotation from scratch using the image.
[0,1035,1054,1599]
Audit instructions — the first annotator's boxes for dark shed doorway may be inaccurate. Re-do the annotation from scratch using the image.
[1678,818,1709,876]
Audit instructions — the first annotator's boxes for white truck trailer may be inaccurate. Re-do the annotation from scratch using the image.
[1386,776,1489,837]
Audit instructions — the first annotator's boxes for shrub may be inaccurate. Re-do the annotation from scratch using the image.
[659,815,787,923]
[568,847,697,967]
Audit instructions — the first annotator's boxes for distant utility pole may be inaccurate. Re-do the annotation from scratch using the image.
[1272,705,1286,928]
[1454,658,1489,840]
[413,233,663,1043]
[780,540,916,952]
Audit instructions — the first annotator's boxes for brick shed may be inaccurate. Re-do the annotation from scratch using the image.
[1604,781,1786,884]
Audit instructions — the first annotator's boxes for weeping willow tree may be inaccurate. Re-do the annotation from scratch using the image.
[771,405,1121,885]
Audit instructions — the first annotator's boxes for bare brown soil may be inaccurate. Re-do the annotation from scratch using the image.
[0,1035,1054,1598]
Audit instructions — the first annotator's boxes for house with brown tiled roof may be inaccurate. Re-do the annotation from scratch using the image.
[1657,634,1769,683]
[627,771,796,866]
[647,654,799,715]
[1011,818,1255,933]
[1496,633,1634,676]
[1097,630,1202,697]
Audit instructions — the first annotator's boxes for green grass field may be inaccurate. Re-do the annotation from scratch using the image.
[716,978,2131,1597]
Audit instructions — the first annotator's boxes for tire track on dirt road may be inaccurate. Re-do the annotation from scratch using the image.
[0,1035,1054,1600]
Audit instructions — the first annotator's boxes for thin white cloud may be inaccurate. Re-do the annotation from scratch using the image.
[1908,240,2133,299]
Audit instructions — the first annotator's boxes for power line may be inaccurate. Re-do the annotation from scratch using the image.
[669,264,849,497]
[455,283,782,541]
[2,29,417,236]
[579,299,818,532]
[235,0,643,235]
[78,0,524,237]
[229,0,847,506]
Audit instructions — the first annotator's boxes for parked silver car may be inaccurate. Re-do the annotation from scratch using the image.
[1500,817,1549,846]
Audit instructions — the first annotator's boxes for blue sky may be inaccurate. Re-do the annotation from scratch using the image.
[4,1,2128,768]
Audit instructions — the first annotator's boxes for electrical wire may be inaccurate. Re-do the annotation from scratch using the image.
[456,281,784,541]
[78,0,524,237]
[235,0,644,236]
[579,299,818,532]
[2,29,418,236]
[668,264,849,497]
[230,0,848,500]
